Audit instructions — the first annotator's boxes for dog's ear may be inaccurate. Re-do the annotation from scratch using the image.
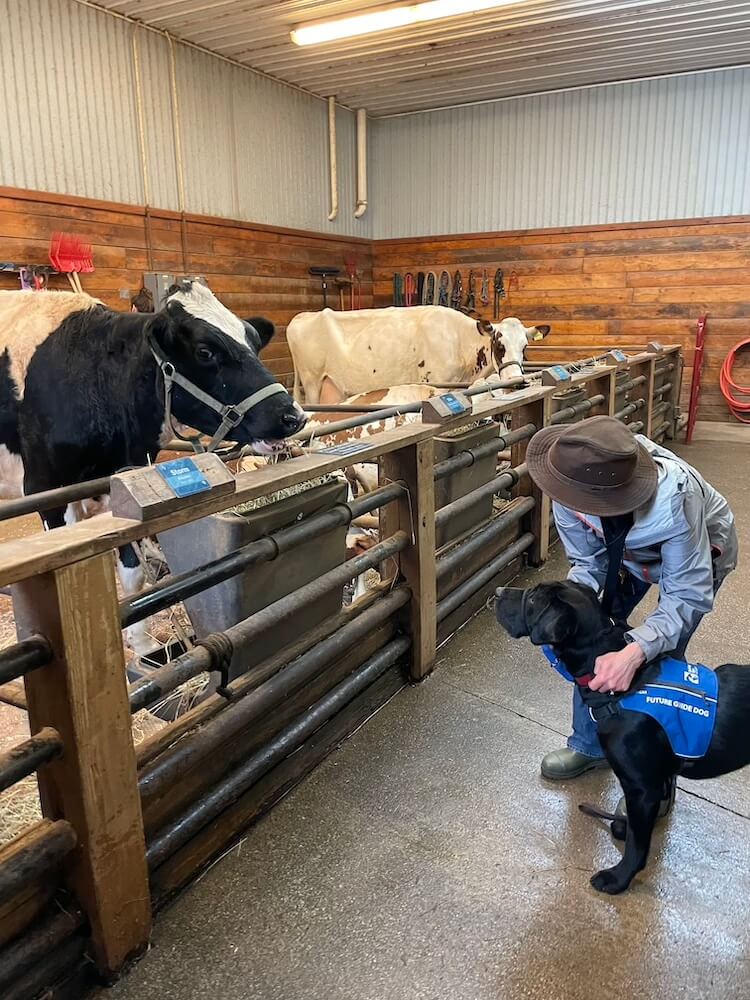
[528,596,577,645]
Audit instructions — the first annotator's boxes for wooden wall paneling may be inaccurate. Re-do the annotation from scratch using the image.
[2,186,746,420]
[374,218,750,423]
[0,187,374,391]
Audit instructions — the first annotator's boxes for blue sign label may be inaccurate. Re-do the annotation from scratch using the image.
[551,365,571,380]
[441,392,467,414]
[156,458,211,498]
[611,349,627,362]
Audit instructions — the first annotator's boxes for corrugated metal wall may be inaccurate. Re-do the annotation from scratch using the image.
[372,69,750,238]
[0,0,371,237]
[1,0,748,241]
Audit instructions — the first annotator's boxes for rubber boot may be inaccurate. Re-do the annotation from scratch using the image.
[541,748,611,781]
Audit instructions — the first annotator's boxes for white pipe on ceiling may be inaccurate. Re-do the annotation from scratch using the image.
[354,109,368,219]
[327,96,339,222]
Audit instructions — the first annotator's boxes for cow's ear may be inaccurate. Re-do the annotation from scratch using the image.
[245,316,275,351]
[146,310,175,348]
[529,324,550,341]
[477,319,494,336]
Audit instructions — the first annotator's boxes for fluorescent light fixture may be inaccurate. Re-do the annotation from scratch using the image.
[291,1,512,46]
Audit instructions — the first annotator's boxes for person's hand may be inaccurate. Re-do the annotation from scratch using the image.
[589,643,646,693]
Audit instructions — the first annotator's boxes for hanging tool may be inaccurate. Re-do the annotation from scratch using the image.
[334,277,353,310]
[438,270,451,307]
[393,272,405,306]
[493,268,505,319]
[344,253,357,309]
[49,232,94,293]
[404,272,417,306]
[464,269,476,312]
[422,271,437,304]
[451,270,463,309]
[480,268,490,307]
[309,266,340,308]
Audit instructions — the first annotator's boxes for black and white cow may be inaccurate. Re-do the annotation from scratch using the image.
[0,280,305,648]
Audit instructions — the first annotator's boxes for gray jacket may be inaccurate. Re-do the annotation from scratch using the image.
[554,437,738,661]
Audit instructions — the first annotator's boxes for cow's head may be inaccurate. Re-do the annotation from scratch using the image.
[476,318,550,379]
[148,280,305,447]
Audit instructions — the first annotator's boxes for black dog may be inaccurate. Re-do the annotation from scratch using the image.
[495,580,750,894]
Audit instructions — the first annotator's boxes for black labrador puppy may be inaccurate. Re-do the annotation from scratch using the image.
[495,580,750,894]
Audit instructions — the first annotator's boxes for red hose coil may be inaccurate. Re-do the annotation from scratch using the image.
[720,339,750,423]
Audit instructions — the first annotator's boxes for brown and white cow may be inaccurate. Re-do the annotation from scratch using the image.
[287,306,550,404]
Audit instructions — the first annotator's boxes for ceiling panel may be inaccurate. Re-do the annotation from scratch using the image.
[90,0,750,114]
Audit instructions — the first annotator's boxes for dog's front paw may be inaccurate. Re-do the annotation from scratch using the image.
[591,868,630,895]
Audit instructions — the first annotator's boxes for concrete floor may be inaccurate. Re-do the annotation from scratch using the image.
[108,441,750,1000]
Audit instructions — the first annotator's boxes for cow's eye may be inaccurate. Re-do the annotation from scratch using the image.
[196,345,214,363]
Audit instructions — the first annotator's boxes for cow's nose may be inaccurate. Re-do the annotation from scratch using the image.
[281,409,307,434]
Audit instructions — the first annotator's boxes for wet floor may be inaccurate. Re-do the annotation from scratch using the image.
[92,439,750,998]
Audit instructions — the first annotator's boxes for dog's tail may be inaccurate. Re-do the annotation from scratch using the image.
[578,802,619,823]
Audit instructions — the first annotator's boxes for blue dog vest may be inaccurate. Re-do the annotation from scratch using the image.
[542,647,719,760]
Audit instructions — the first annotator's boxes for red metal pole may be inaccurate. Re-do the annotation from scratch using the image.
[686,313,708,444]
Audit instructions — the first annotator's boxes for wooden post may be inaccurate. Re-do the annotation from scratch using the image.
[644,354,658,437]
[581,367,615,416]
[511,396,551,566]
[12,551,151,977]
[381,439,437,681]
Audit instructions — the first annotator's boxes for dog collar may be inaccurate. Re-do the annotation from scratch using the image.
[541,645,594,688]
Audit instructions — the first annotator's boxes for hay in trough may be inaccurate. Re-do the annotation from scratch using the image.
[230,474,339,516]
[0,678,212,848]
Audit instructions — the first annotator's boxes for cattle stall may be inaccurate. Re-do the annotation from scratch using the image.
[0,344,682,998]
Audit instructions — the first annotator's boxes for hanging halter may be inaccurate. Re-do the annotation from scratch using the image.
[148,334,288,453]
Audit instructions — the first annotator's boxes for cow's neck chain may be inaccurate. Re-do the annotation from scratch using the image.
[148,334,287,453]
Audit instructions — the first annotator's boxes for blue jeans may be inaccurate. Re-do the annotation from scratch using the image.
[567,575,700,758]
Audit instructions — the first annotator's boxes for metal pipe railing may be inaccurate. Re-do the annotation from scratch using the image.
[146,635,410,869]
[433,424,536,482]
[629,421,645,434]
[652,421,671,438]
[614,375,647,395]
[614,399,646,421]
[0,478,112,524]
[549,394,605,425]
[295,377,526,444]
[0,820,77,901]
[435,465,527,530]
[138,588,410,803]
[436,498,535,582]
[653,381,673,396]
[127,532,409,712]
[120,480,406,628]
[437,533,535,622]
[0,636,53,686]
[0,728,63,794]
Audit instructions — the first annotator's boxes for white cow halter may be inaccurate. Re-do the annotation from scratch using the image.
[148,334,288,453]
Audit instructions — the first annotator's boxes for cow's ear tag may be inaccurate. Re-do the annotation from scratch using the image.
[533,331,545,340]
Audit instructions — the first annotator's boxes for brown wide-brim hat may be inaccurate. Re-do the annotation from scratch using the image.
[526,415,658,516]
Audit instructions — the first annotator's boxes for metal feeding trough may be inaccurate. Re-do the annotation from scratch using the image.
[158,479,349,684]
[434,421,502,549]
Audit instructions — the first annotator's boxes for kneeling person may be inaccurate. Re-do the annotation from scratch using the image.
[525,416,737,812]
